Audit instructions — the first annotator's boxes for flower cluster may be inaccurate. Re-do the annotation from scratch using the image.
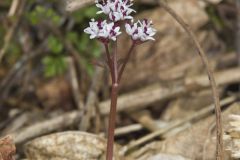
[84,19,121,43]
[84,0,156,43]
[125,19,156,42]
[96,0,135,21]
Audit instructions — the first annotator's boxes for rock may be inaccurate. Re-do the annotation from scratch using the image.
[24,131,121,160]
[147,153,190,160]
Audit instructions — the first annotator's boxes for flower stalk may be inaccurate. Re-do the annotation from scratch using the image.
[105,40,135,160]
[106,83,118,160]
[84,1,156,159]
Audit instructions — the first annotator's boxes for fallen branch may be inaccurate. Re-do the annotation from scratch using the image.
[10,68,240,145]
[100,67,240,115]
[11,111,82,144]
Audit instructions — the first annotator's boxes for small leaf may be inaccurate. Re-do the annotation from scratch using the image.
[47,36,63,54]
[42,56,67,77]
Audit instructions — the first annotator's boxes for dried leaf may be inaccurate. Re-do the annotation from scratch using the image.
[0,136,16,160]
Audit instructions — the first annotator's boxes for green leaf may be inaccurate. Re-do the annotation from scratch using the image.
[92,43,101,58]
[78,34,90,51]
[67,32,78,45]
[42,55,68,77]
[47,35,63,54]
[26,5,61,25]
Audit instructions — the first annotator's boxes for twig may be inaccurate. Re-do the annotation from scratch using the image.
[0,0,26,62]
[156,1,223,159]
[100,67,240,115]
[115,120,169,137]
[115,124,143,136]
[7,69,240,144]
[66,57,84,110]
[129,110,159,132]
[94,99,102,134]
[1,111,30,136]
[0,41,48,102]
[80,66,104,131]
[8,0,20,17]
[10,111,82,145]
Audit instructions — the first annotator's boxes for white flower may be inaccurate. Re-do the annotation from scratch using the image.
[95,0,111,15]
[125,19,156,42]
[84,19,121,42]
[84,19,104,39]
[95,0,135,22]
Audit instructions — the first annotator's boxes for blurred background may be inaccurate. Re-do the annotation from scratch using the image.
[0,0,240,159]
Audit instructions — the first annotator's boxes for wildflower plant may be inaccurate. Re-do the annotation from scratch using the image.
[84,0,156,159]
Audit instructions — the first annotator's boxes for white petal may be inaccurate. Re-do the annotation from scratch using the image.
[90,35,96,39]
[96,11,103,14]
[125,24,131,35]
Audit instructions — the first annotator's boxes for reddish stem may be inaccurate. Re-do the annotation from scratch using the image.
[105,40,135,160]
[104,44,114,81]
[113,40,118,81]
[106,40,119,160]
[106,83,119,160]
[118,43,135,82]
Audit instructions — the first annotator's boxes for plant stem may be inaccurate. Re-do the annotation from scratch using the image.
[106,83,119,160]
[104,44,114,80]
[118,43,135,83]
[105,40,135,160]
[113,40,118,81]
[106,40,119,160]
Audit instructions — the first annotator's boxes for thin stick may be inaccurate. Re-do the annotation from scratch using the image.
[80,66,104,130]
[67,57,84,110]
[157,1,223,159]
[0,0,26,63]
